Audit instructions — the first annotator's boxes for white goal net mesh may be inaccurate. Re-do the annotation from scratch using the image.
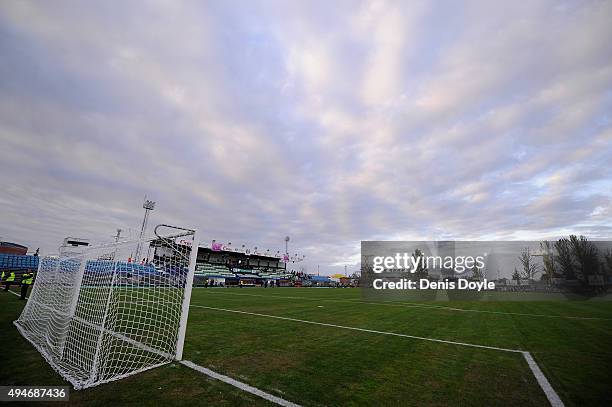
[14,226,198,389]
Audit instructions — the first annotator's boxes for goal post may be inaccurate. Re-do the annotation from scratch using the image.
[14,225,199,389]
[175,228,200,361]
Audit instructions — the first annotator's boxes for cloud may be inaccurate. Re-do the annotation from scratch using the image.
[0,0,610,275]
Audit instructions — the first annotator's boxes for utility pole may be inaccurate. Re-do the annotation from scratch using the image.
[135,198,155,260]
[109,229,123,261]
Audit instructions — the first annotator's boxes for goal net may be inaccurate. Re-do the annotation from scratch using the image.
[14,225,199,389]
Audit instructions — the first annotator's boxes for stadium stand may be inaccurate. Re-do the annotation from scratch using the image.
[176,243,295,287]
[0,254,39,270]
[0,254,39,287]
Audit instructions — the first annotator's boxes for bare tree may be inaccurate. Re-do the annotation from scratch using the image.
[471,264,483,280]
[518,247,539,281]
[540,241,557,282]
[512,268,521,286]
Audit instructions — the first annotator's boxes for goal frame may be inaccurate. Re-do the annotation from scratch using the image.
[14,226,200,389]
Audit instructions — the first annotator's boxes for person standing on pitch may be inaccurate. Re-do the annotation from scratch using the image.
[19,270,34,300]
[3,271,16,291]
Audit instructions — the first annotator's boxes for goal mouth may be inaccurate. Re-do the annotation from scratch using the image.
[14,225,199,390]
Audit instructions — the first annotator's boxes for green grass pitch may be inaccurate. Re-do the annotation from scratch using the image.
[1,287,611,406]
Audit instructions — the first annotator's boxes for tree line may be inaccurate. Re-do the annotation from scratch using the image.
[512,235,612,286]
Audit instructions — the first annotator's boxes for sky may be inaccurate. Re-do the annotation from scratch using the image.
[0,0,611,275]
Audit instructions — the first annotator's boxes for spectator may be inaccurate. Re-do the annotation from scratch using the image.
[3,271,16,292]
[20,270,34,300]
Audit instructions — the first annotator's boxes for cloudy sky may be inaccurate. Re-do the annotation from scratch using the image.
[1,0,611,274]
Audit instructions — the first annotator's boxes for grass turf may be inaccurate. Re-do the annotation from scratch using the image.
[2,287,611,406]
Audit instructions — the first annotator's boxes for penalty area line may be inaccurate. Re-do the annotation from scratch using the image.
[179,360,301,407]
[190,304,524,353]
[191,304,565,407]
[523,352,564,407]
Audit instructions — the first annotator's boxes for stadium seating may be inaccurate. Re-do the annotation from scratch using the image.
[0,254,39,270]
[195,263,235,277]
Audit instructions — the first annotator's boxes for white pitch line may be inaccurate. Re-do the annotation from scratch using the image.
[191,304,524,353]
[192,304,566,407]
[8,289,300,406]
[180,360,301,407]
[7,289,564,406]
[7,289,25,299]
[196,289,612,321]
[523,352,565,407]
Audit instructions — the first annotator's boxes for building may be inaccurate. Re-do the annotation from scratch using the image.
[151,240,291,286]
[0,241,28,255]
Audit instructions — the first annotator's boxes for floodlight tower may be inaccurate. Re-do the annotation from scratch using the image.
[135,198,155,260]
[285,236,290,255]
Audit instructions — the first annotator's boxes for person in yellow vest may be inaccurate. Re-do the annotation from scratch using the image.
[20,270,35,300]
[3,271,16,291]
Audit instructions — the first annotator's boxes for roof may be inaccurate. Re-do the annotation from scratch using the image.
[0,242,28,255]
[0,242,27,249]
[197,246,282,261]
